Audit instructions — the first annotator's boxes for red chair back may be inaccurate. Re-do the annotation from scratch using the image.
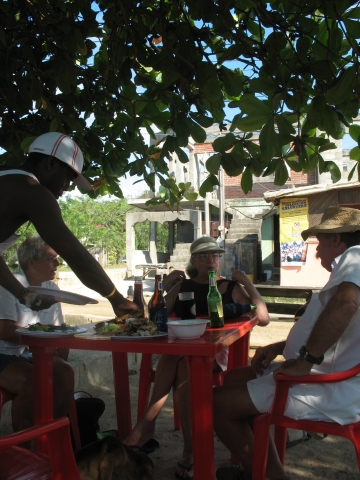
[252,363,360,479]
[0,417,80,479]
[0,387,82,451]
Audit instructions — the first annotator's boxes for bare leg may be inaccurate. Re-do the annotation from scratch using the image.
[213,368,290,480]
[124,354,184,447]
[52,355,74,418]
[0,360,34,431]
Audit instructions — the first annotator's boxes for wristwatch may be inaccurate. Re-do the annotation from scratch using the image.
[299,345,324,365]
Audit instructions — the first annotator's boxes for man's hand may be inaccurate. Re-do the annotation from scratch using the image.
[273,357,312,379]
[251,342,285,375]
[113,298,141,318]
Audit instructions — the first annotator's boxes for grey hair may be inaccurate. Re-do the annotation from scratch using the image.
[185,236,219,278]
[17,234,47,271]
[185,261,198,279]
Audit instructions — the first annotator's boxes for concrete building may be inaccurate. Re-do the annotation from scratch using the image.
[125,123,358,282]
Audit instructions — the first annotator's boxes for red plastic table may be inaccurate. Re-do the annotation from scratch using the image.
[21,315,258,480]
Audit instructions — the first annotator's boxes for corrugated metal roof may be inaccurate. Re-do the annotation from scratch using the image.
[263,181,360,205]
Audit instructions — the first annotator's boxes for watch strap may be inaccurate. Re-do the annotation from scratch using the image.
[299,345,324,365]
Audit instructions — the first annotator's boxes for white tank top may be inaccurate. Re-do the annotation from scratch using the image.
[0,170,39,254]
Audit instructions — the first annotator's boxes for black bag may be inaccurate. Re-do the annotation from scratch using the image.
[73,391,105,447]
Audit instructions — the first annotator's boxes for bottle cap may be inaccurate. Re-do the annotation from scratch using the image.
[134,276,143,283]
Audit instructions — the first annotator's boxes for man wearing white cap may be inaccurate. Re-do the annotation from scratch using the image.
[0,132,138,316]
[213,206,360,480]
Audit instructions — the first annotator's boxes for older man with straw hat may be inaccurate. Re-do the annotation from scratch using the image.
[213,206,360,480]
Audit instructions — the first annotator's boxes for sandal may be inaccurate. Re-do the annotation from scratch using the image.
[128,438,160,454]
[175,462,194,479]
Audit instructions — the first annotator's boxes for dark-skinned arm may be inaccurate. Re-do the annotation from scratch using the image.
[12,184,138,317]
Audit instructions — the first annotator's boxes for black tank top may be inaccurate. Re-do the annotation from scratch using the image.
[174,278,236,317]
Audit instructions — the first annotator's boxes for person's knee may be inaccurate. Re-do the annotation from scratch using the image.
[2,364,34,397]
[53,359,74,392]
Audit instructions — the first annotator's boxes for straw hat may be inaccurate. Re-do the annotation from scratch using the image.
[301,206,360,240]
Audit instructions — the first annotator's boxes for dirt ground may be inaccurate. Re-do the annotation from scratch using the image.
[61,300,360,480]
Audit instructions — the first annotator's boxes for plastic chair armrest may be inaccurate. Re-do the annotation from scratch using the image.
[272,362,360,415]
[0,418,70,449]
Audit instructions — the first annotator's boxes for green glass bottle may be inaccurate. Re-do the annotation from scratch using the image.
[207,271,224,328]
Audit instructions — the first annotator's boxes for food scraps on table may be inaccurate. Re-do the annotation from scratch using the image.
[24,322,77,333]
[94,317,160,337]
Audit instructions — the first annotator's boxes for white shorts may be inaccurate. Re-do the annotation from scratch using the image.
[247,362,360,425]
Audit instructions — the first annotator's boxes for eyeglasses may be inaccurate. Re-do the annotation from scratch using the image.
[193,253,222,260]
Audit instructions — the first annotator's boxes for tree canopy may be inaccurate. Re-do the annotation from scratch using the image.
[1,0,360,204]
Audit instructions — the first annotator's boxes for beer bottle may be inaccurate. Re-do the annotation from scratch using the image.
[207,271,224,328]
[133,277,146,317]
[148,274,168,332]
[223,303,257,320]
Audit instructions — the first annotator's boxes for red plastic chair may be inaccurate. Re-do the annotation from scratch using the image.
[0,417,80,479]
[252,363,360,480]
[137,352,227,430]
[0,386,82,451]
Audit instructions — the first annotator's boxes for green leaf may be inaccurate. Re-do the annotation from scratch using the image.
[74,28,87,56]
[221,152,244,177]
[199,175,219,198]
[236,115,270,132]
[324,161,341,183]
[212,133,236,153]
[275,114,296,138]
[346,6,360,18]
[349,125,360,143]
[21,136,37,153]
[241,167,252,194]
[318,143,338,153]
[220,66,243,97]
[185,192,198,201]
[321,106,345,139]
[249,77,276,95]
[175,147,189,164]
[274,160,290,186]
[285,159,302,172]
[259,117,278,162]
[326,66,357,105]
[350,146,360,161]
[189,112,213,128]
[188,119,206,143]
[240,94,272,117]
[348,164,357,181]
[344,18,360,38]
[173,118,191,147]
[206,153,222,174]
[304,136,330,146]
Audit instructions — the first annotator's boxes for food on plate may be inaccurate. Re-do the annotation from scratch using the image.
[94,317,161,337]
[25,322,77,332]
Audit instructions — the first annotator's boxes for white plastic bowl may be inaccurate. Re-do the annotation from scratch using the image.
[167,319,210,339]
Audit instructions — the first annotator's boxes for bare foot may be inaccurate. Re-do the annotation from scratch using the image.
[124,425,155,448]
[175,450,193,479]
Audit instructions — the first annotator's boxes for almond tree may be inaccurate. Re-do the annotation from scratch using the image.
[1,0,359,204]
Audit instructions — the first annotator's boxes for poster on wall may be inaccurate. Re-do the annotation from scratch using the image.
[280,198,309,266]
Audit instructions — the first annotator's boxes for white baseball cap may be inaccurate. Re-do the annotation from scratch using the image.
[29,132,93,190]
